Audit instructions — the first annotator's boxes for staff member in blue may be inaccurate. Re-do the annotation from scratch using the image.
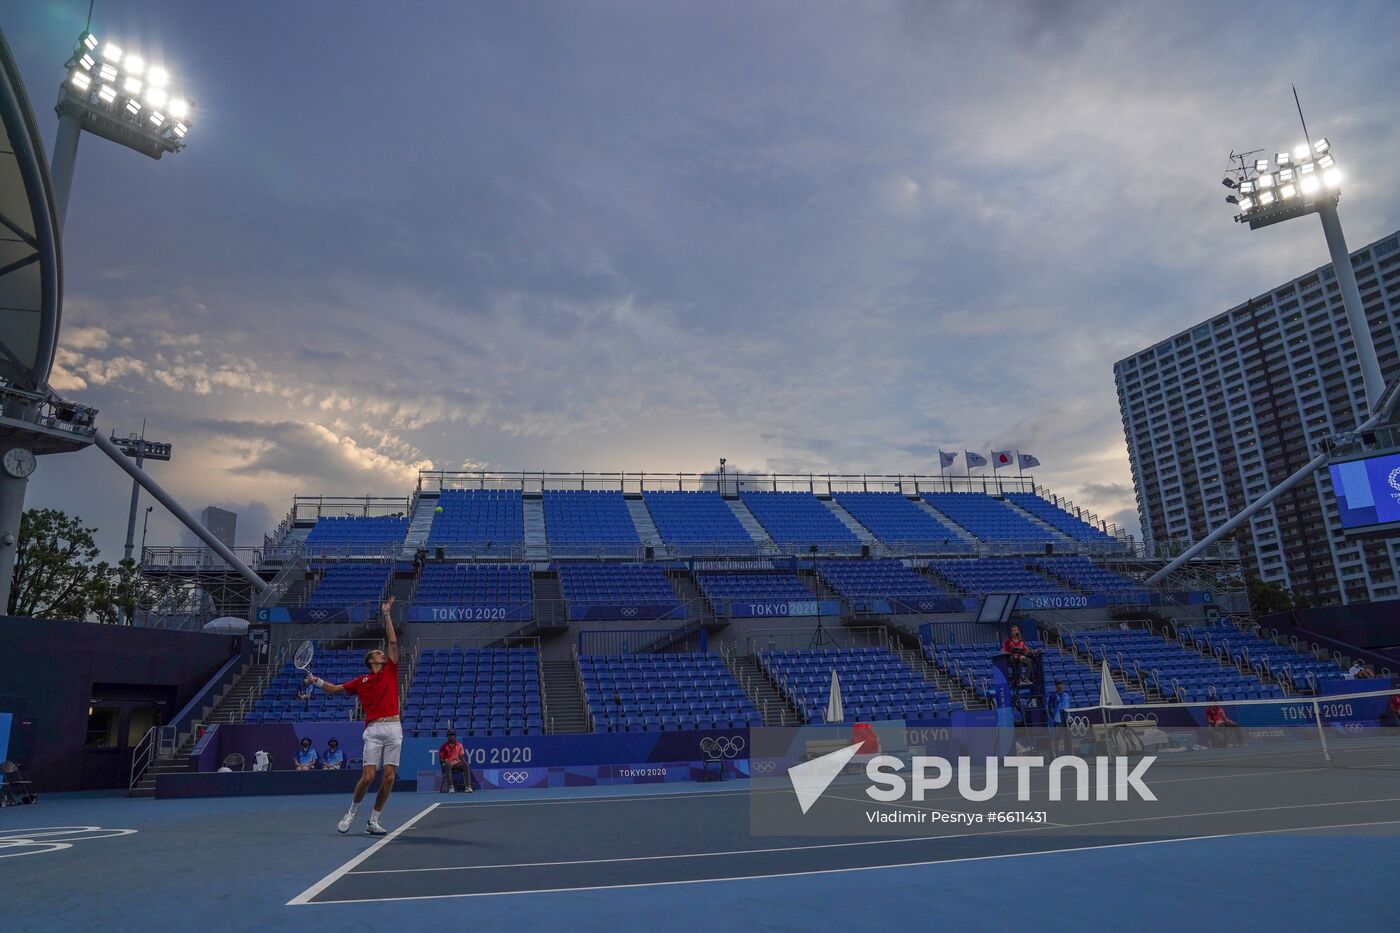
[294,737,320,771]
[1046,680,1072,754]
[322,738,346,770]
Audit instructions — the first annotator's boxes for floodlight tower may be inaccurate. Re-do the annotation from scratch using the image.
[51,29,192,225]
[1222,134,1383,411]
[1147,121,1394,588]
[111,429,172,562]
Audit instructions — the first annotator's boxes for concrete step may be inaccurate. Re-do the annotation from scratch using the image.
[1001,497,1079,547]
[401,491,439,557]
[912,498,981,546]
[730,655,802,726]
[625,496,664,549]
[522,496,549,563]
[725,498,772,547]
[541,658,590,733]
[822,498,877,546]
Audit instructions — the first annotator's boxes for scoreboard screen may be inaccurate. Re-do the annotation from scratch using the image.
[1328,450,1400,534]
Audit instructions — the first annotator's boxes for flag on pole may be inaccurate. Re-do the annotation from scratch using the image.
[1018,452,1040,469]
[1099,661,1124,708]
[992,450,1013,470]
[965,451,988,468]
[939,450,957,469]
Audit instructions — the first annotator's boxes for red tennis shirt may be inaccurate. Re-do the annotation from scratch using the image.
[341,659,400,723]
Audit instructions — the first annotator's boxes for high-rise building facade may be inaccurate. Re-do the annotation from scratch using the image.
[1115,228,1400,606]
[200,506,236,550]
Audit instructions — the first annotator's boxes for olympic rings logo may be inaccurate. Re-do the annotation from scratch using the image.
[621,608,638,618]
[700,735,746,759]
[1067,715,1091,736]
[751,759,777,774]
[501,771,530,784]
[0,826,137,860]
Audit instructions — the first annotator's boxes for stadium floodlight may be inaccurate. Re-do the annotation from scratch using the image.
[51,29,194,222]
[111,431,172,563]
[1223,130,1381,410]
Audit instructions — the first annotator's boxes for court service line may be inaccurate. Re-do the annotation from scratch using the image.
[346,792,1400,877]
[287,802,442,906]
[291,817,1400,905]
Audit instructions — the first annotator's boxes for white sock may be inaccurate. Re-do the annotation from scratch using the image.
[347,802,359,816]
[371,809,383,823]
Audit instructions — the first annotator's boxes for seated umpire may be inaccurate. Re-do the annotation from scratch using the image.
[439,731,472,793]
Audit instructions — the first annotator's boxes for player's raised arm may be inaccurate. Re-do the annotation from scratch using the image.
[308,673,347,695]
[382,596,398,664]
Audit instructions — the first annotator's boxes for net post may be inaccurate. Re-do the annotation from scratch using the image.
[1313,697,1331,766]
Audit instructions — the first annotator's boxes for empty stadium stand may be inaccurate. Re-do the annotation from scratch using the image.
[411,563,533,621]
[578,653,762,732]
[426,489,524,552]
[543,490,641,555]
[1004,492,1118,547]
[925,640,1144,707]
[832,492,972,553]
[555,562,681,620]
[740,492,861,553]
[758,647,953,723]
[305,562,393,610]
[303,515,409,553]
[245,649,366,723]
[694,572,815,605]
[928,558,1075,598]
[1032,556,1149,603]
[642,490,756,553]
[815,559,954,610]
[1064,626,1284,702]
[921,492,1057,545]
[1177,621,1343,692]
[403,648,543,737]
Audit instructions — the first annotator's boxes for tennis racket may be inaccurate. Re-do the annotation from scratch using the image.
[294,640,316,683]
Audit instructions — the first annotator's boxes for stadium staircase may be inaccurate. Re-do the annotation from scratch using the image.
[1046,626,1166,702]
[890,642,987,710]
[667,569,713,620]
[401,491,439,558]
[724,498,774,549]
[912,498,980,547]
[531,570,568,630]
[522,494,549,563]
[725,652,803,726]
[542,657,591,733]
[1001,499,1078,547]
[624,495,664,551]
[822,498,878,548]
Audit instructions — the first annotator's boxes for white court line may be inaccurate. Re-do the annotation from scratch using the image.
[345,792,1400,876]
[290,817,1400,905]
[286,802,441,906]
[431,764,1330,812]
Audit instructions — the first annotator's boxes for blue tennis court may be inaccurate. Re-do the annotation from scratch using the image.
[7,765,1398,931]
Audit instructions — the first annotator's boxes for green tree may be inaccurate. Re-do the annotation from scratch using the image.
[1246,577,1310,617]
[8,508,116,621]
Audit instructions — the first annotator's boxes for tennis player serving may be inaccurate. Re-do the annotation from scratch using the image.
[305,596,402,836]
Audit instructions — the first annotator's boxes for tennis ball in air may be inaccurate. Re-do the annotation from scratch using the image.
[435,506,444,513]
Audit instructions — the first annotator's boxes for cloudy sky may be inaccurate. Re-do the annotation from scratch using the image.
[7,0,1400,557]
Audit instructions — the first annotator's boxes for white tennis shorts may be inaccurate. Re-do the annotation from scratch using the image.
[362,721,403,768]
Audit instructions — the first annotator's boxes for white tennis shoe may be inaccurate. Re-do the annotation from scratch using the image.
[365,819,387,836]
[337,812,354,834]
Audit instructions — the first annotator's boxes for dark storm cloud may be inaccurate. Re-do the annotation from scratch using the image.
[7,0,1398,556]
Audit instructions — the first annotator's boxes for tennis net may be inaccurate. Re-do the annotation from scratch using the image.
[1064,685,1400,770]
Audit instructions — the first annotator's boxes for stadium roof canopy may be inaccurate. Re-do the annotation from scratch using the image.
[0,28,63,394]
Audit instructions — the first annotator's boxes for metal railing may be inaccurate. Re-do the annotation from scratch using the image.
[129,726,156,791]
[417,469,1044,497]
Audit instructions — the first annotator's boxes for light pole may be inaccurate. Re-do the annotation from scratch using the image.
[50,29,192,226]
[1149,128,1389,586]
[140,504,153,556]
[1223,135,1382,410]
[112,430,172,563]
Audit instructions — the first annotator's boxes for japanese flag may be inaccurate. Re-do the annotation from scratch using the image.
[992,450,1013,469]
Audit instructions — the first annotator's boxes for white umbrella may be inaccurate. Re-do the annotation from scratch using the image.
[1099,661,1124,708]
[825,669,844,724]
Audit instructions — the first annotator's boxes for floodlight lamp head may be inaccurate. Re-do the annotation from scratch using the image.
[1221,177,1238,189]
